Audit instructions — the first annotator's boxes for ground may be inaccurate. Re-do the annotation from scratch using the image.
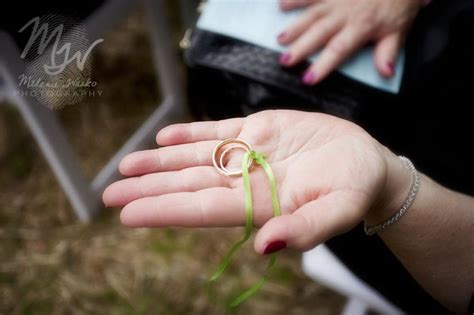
[0,8,344,315]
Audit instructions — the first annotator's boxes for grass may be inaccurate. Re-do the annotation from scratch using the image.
[0,8,344,315]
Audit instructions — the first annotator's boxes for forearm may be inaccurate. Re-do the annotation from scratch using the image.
[366,150,474,314]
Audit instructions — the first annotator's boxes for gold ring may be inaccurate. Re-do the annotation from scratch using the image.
[212,138,253,176]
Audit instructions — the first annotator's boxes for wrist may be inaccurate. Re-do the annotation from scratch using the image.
[364,147,414,226]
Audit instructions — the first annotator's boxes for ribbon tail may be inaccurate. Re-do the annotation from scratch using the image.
[229,253,278,308]
[209,233,251,281]
[209,151,254,281]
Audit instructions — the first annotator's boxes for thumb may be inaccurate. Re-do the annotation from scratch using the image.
[254,194,363,254]
[374,32,404,78]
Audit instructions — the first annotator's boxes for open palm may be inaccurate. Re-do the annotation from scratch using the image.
[103,110,392,253]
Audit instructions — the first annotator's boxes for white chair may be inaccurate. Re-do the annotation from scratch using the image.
[0,0,189,221]
[302,245,404,315]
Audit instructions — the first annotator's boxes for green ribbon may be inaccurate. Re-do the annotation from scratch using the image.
[208,150,281,308]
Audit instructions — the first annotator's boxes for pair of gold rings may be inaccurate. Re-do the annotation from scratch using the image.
[212,138,253,177]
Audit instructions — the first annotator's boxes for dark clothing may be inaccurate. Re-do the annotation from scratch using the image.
[328,2,474,314]
[324,1,474,314]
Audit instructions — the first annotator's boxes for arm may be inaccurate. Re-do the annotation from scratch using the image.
[368,152,474,314]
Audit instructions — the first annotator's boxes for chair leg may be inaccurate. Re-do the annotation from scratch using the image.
[143,0,186,106]
[1,31,98,222]
[342,298,369,315]
[14,94,99,222]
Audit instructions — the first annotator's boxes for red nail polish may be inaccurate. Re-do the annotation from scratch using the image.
[277,32,287,42]
[279,52,291,65]
[263,240,287,255]
[302,70,316,85]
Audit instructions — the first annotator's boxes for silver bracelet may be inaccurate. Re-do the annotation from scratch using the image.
[364,156,420,236]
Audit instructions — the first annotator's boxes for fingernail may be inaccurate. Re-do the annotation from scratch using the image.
[279,52,291,65]
[263,240,287,255]
[387,62,395,76]
[277,32,287,42]
[302,70,317,85]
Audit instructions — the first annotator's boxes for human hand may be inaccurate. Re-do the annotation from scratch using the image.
[278,0,427,85]
[103,110,411,254]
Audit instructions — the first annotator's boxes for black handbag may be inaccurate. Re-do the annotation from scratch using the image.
[183,28,397,121]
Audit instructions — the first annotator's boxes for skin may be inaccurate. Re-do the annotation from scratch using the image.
[277,0,426,84]
[103,110,473,314]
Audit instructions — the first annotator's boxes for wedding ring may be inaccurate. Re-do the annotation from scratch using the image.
[212,138,253,176]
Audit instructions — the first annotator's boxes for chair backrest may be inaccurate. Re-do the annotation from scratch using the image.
[0,0,187,222]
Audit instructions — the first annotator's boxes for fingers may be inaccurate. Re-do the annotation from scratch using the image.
[119,187,244,228]
[119,140,218,176]
[254,193,363,253]
[103,166,231,207]
[280,0,319,11]
[278,4,327,46]
[374,33,403,78]
[279,17,341,67]
[156,118,244,146]
[302,26,371,85]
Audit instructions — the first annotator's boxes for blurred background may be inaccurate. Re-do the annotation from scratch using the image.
[0,1,345,314]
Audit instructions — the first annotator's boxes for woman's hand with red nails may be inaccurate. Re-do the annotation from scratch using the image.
[103,110,410,255]
[277,0,425,85]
